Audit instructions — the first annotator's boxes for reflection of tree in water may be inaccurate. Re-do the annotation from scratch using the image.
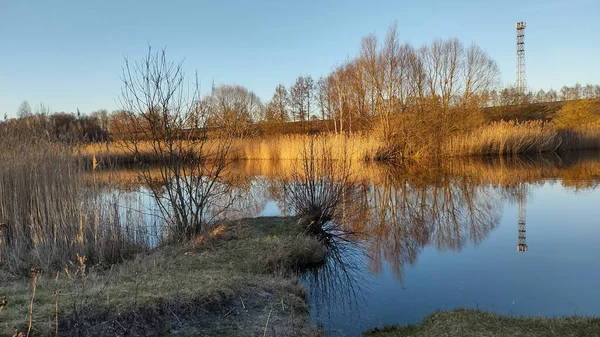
[273,156,370,329]
[220,175,270,219]
[356,169,502,282]
[302,233,367,331]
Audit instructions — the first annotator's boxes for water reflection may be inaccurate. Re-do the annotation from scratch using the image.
[302,234,367,332]
[353,167,502,282]
[92,151,600,336]
[93,151,600,255]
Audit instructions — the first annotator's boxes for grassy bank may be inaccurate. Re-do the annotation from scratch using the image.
[364,309,600,337]
[0,217,324,337]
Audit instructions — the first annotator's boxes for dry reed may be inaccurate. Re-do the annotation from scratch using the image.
[0,132,152,277]
[442,120,559,156]
[82,133,381,164]
[83,123,600,165]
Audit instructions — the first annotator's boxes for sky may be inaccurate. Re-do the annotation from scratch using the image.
[1,0,599,117]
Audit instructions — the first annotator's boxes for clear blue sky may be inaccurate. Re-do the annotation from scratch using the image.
[1,0,599,117]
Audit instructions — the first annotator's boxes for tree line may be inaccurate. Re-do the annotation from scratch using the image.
[488,83,600,107]
[4,22,600,143]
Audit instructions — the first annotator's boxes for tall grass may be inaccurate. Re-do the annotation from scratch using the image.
[83,133,381,164]
[227,133,380,162]
[443,120,559,156]
[0,132,151,277]
[83,122,600,164]
[557,125,600,151]
[443,121,600,157]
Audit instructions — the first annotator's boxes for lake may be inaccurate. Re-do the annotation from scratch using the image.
[100,150,600,336]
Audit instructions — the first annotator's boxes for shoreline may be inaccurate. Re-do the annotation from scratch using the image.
[0,217,324,337]
[363,309,600,336]
[3,216,600,336]
[80,122,600,167]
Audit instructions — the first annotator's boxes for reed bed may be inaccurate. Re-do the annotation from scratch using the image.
[443,120,559,156]
[82,121,600,165]
[557,125,600,151]
[442,121,600,157]
[0,134,153,277]
[228,133,380,162]
[82,133,381,165]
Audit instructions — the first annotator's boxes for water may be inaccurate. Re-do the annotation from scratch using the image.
[102,151,600,336]
[311,180,600,336]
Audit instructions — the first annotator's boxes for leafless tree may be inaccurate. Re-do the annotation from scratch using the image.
[582,84,595,99]
[119,46,234,240]
[462,43,499,106]
[90,109,110,133]
[316,77,332,121]
[205,84,262,136]
[290,76,315,125]
[265,84,290,123]
[546,88,558,102]
[17,100,32,119]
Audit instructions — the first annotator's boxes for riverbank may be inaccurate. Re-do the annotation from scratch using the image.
[0,217,324,337]
[82,122,600,167]
[363,309,600,337]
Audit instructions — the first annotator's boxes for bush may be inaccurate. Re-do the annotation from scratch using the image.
[552,99,600,129]
[375,102,486,159]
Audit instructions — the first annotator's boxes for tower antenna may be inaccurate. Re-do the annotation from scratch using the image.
[516,22,527,94]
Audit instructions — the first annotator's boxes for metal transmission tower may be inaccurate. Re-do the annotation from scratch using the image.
[516,22,527,93]
[517,182,528,252]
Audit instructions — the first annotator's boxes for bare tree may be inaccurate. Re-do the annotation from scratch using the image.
[359,33,383,120]
[119,46,234,240]
[304,76,315,120]
[316,77,331,121]
[560,85,576,101]
[328,65,350,133]
[462,43,499,106]
[290,76,315,125]
[381,23,401,139]
[265,84,290,123]
[206,84,262,136]
[534,89,546,103]
[17,100,32,119]
[546,89,558,102]
[91,109,110,133]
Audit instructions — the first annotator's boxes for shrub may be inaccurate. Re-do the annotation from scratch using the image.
[552,99,600,129]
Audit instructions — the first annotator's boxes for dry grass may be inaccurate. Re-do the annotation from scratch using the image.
[363,308,600,337]
[552,99,600,129]
[443,120,559,156]
[83,123,600,164]
[227,133,380,162]
[442,121,600,157]
[82,133,381,164]
[558,125,600,151]
[0,217,324,337]
[0,133,150,278]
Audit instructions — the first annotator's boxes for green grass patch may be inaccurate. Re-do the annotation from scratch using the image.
[0,217,324,336]
[363,308,600,337]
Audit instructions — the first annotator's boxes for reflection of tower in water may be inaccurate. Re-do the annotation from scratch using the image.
[517,182,528,252]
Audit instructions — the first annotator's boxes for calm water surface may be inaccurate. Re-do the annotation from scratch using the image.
[105,152,600,336]
[309,180,600,336]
